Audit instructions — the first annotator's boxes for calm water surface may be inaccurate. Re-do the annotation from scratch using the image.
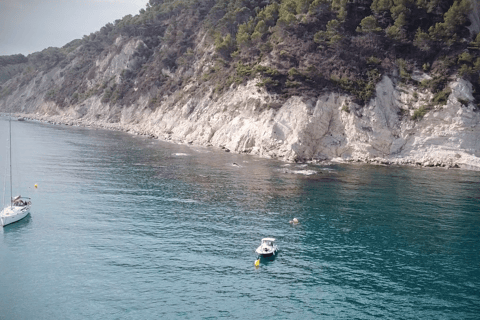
[0,118,479,319]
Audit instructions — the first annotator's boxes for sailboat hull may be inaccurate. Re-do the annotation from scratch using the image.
[1,205,31,227]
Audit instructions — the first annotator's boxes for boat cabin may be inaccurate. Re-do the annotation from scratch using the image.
[12,195,30,207]
[261,238,275,246]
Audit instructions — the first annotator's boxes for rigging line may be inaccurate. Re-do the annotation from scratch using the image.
[2,117,6,208]
[9,113,12,206]
[2,138,7,208]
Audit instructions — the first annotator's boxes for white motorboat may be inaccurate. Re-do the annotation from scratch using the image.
[255,238,278,257]
[1,115,31,227]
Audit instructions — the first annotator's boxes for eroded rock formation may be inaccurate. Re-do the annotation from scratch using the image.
[2,35,479,170]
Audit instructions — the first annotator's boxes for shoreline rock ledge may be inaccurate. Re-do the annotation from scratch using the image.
[3,74,480,171]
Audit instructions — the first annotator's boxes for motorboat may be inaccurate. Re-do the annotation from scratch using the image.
[255,238,278,257]
[1,196,31,227]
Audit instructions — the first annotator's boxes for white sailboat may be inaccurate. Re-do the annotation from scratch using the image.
[1,115,31,227]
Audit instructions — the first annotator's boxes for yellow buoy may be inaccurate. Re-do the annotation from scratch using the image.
[254,259,260,267]
[34,184,38,189]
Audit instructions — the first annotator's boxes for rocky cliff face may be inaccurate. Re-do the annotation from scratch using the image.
[1,32,479,170]
[469,0,480,34]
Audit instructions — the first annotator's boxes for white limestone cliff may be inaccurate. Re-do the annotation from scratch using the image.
[2,38,480,170]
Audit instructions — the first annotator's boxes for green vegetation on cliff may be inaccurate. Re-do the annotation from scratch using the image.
[1,0,479,108]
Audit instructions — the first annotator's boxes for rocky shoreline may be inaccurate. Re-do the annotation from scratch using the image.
[2,36,480,171]
[7,77,480,172]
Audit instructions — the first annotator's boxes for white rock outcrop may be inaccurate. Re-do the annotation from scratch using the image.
[2,38,480,170]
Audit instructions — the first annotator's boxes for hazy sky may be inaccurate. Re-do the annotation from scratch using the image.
[0,0,147,56]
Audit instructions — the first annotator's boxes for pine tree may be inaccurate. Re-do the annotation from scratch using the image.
[386,25,405,40]
[443,0,471,33]
[251,20,267,40]
[371,0,393,14]
[356,16,382,33]
[470,32,480,49]
[413,28,431,51]
[236,23,250,45]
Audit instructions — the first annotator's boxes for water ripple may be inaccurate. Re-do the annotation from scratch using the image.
[1,119,479,319]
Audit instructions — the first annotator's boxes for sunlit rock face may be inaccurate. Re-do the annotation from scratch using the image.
[2,35,480,170]
[469,1,480,35]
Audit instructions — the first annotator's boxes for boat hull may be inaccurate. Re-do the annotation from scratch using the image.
[258,251,275,258]
[1,205,31,227]
[255,247,278,258]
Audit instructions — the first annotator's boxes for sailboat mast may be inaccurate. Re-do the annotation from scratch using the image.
[9,114,12,207]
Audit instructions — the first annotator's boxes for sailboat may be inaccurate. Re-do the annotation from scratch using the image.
[1,115,31,227]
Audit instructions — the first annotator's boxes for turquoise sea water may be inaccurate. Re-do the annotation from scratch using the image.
[0,118,479,319]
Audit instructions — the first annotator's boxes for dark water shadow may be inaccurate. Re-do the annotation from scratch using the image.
[259,253,279,264]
